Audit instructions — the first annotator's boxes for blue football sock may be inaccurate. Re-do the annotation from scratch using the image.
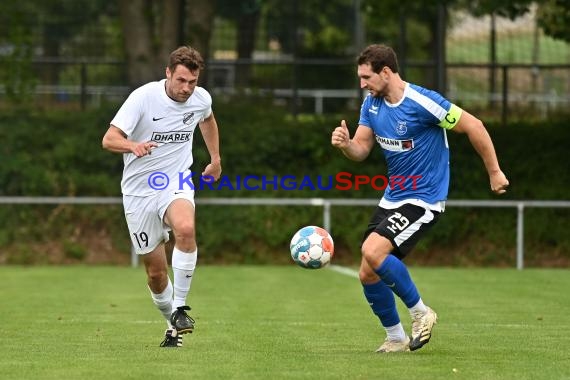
[375,255,420,308]
[362,280,400,327]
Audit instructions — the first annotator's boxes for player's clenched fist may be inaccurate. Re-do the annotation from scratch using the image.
[331,119,351,149]
[490,170,509,194]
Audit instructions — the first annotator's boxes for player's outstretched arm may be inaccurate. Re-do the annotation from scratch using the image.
[451,111,509,194]
[331,120,375,162]
[102,125,157,157]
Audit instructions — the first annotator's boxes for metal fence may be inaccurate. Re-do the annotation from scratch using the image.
[2,57,568,124]
[2,1,569,122]
[2,196,569,269]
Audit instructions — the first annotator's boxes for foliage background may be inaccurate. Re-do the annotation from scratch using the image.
[0,100,568,266]
[0,0,568,266]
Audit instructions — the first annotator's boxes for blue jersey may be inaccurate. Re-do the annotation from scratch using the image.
[358,83,462,204]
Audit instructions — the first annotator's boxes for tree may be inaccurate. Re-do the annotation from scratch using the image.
[261,0,356,91]
[457,0,534,19]
[118,0,217,87]
[185,0,217,78]
[118,0,180,86]
[362,0,444,88]
[264,0,354,57]
[0,0,113,96]
[216,0,263,87]
[0,2,37,105]
[536,0,570,43]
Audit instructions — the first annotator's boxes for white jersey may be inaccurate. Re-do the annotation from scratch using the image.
[110,79,212,196]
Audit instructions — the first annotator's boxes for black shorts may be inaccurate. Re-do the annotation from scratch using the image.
[361,203,441,260]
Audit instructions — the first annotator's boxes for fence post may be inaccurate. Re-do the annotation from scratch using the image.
[516,202,524,270]
[323,200,331,234]
[131,244,138,268]
[502,65,508,126]
[80,61,87,110]
[315,91,323,114]
[291,0,299,117]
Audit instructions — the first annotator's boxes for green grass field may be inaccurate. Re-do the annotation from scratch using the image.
[1,265,569,380]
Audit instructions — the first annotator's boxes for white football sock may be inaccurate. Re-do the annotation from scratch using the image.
[172,247,197,309]
[149,278,173,328]
[409,298,428,316]
[385,322,407,342]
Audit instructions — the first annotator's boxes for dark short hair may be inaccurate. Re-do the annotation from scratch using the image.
[357,44,399,74]
[168,46,205,73]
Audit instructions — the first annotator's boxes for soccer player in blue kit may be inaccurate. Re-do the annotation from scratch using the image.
[331,44,509,352]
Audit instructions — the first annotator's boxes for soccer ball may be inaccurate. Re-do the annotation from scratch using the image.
[290,226,334,269]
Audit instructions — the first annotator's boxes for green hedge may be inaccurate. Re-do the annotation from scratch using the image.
[0,99,568,266]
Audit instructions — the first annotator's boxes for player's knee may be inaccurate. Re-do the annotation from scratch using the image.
[146,267,168,290]
[361,240,391,268]
[361,243,376,262]
[173,221,195,240]
[358,265,378,283]
[362,232,392,254]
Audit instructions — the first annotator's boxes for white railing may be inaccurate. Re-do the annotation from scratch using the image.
[1,196,569,269]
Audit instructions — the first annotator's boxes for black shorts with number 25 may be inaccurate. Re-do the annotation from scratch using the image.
[361,203,441,260]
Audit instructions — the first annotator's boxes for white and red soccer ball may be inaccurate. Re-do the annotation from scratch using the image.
[290,226,334,269]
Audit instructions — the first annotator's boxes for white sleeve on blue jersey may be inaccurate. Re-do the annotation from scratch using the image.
[357,95,373,127]
[407,85,462,129]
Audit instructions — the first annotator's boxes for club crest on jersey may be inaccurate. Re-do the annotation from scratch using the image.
[151,131,193,143]
[395,121,407,136]
[183,112,194,125]
[375,135,414,152]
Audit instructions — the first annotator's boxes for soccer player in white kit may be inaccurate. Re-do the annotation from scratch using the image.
[332,44,509,353]
[102,46,222,347]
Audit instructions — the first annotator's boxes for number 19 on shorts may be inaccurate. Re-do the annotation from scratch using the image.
[133,232,149,248]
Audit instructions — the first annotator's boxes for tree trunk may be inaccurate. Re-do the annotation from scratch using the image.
[185,0,216,86]
[40,29,60,102]
[159,0,183,66]
[119,0,215,88]
[118,0,157,87]
[236,7,261,87]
